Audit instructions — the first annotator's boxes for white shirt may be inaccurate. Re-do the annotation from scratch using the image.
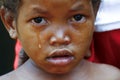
[95,0,120,32]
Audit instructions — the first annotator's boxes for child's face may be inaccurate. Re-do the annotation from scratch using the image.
[17,0,95,74]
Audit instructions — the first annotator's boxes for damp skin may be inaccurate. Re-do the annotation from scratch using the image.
[16,0,95,74]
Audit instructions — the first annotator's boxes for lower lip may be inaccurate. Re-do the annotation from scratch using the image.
[46,56,74,66]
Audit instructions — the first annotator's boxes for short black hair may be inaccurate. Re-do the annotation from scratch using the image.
[1,0,100,13]
[0,0,20,13]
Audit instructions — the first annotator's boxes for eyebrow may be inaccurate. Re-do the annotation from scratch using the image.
[25,5,48,17]
[31,6,48,14]
[70,2,86,11]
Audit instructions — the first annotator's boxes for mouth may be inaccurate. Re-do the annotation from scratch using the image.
[46,48,75,66]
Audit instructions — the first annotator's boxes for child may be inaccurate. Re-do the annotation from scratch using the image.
[0,0,120,80]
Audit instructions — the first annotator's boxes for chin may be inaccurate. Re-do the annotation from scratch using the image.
[48,71,70,75]
[45,67,73,75]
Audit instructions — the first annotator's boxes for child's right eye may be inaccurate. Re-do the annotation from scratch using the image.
[31,17,47,26]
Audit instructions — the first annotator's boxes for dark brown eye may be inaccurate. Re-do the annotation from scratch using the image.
[70,14,86,23]
[74,14,83,21]
[31,17,47,26]
[33,17,43,23]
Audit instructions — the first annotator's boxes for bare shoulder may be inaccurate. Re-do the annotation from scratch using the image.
[92,62,120,80]
[0,71,16,80]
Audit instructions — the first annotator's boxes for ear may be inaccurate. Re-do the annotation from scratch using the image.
[0,6,17,39]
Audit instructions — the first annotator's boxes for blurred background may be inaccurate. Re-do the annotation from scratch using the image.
[0,19,16,75]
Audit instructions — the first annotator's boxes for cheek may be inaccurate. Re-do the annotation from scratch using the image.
[18,27,40,55]
[71,26,93,53]
[72,27,93,45]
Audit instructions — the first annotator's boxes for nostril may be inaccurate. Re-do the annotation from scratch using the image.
[64,36,71,45]
[50,37,57,45]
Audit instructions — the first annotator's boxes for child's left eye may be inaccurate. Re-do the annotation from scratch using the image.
[69,14,86,23]
[31,17,47,26]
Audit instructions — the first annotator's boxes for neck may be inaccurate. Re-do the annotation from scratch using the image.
[16,59,91,80]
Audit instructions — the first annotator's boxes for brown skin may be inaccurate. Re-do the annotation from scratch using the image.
[0,0,120,80]
[17,0,95,74]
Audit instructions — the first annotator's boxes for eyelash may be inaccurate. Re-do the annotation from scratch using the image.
[69,14,86,23]
[31,17,48,26]
[31,14,86,26]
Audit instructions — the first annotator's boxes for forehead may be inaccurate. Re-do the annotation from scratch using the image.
[20,0,91,10]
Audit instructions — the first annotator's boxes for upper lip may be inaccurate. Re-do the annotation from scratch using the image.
[47,48,73,58]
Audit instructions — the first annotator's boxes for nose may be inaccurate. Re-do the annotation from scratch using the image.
[49,30,71,46]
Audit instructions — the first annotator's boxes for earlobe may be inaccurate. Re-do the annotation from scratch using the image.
[9,27,17,39]
[0,6,18,39]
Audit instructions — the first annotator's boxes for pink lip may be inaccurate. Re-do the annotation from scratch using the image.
[46,48,74,66]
